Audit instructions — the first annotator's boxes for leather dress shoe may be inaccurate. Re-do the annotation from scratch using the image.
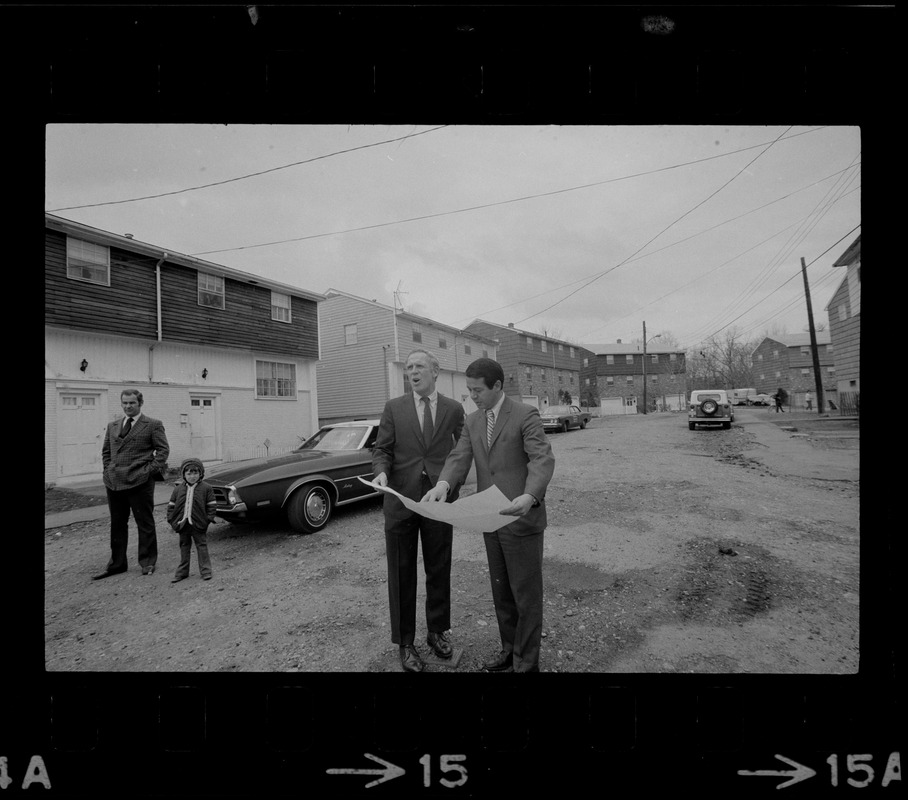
[482,650,513,672]
[91,568,126,580]
[171,575,188,583]
[426,631,453,659]
[399,645,425,673]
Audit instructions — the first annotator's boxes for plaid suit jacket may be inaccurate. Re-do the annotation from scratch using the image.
[102,415,170,491]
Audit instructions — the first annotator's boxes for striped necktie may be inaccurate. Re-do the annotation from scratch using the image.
[421,396,434,445]
[486,409,495,447]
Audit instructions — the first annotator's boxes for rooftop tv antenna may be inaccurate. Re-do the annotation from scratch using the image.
[393,282,408,313]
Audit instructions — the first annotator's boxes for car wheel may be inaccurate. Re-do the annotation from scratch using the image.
[701,399,718,416]
[580,419,586,429]
[562,420,570,433]
[287,483,333,534]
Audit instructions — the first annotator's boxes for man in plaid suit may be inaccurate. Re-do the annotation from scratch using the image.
[92,388,170,579]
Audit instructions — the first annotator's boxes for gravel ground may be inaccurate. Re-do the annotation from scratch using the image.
[44,409,859,673]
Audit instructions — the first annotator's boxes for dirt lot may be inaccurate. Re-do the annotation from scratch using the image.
[44,409,859,673]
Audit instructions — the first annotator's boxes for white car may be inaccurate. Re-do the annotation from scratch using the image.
[688,390,734,430]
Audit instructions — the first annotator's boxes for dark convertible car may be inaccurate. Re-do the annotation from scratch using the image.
[205,420,380,533]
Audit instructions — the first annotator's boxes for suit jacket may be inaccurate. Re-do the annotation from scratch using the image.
[102,414,170,491]
[372,393,466,522]
[439,396,554,535]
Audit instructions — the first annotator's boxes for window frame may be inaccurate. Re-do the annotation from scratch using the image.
[344,324,358,345]
[255,359,297,399]
[198,272,225,309]
[271,291,292,323]
[66,237,110,286]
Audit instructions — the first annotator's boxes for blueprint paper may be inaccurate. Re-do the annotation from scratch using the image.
[358,477,521,532]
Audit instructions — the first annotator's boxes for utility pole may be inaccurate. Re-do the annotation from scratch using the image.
[800,257,825,414]
[642,321,648,414]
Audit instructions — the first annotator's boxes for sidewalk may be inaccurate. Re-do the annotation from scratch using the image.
[45,480,176,530]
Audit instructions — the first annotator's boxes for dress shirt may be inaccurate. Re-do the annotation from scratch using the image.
[122,412,143,434]
[413,390,438,428]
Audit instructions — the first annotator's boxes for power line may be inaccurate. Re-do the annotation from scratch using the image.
[46,125,450,212]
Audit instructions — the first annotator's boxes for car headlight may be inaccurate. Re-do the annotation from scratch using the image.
[226,486,243,505]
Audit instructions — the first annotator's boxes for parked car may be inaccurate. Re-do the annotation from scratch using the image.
[540,404,591,433]
[688,390,734,430]
[749,393,772,406]
[731,388,757,406]
[205,420,380,533]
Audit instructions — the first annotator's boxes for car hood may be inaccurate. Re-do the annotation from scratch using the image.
[205,450,354,485]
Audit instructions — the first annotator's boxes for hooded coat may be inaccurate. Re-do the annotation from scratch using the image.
[166,458,217,532]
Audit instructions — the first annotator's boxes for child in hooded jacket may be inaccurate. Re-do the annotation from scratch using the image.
[167,457,217,581]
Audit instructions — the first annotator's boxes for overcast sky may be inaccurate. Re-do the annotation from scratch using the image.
[45,124,860,349]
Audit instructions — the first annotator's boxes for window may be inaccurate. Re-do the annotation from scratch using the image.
[541,369,547,382]
[650,374,658,382]
[412,323,422,343]
[198,272,225,309]
[626,376,634,384]
[541,340,547,353]
[344,324,358,345]
[605,376,614,385]
[525,367,532,381]
[772,349,779,358]
[838,304,847,322]
[669,353,676,362]
[271,291,292,323]
[651,353,658,363]
[558,373,563,383]
[526,336,533,349]
[482,349,489,358]
[606,355,614,365]
[66,237,110,285]
[828,366,836,375]
[827,344,834,355]
[569,375,574,385]
[569,347,575,358]
[464,344,472,355]
[626,355,634,364]
[801,347,810,355]
[756,354,763,362]
[439,337,447,350]
[801,368,811,376]
[584,357,590,367]
[256,360,296,398]
[558,344,564,352]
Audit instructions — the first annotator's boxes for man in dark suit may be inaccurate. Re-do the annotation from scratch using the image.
[423,358,554,673]
[92,388,170,579]
[372,349,466,672]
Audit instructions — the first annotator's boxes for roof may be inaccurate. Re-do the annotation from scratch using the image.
[324,289,499,345]
[755,331,832,349]
[832,234,861,267]
[582,342,683,355]
[46,213,326,304]
[467,319,581,349]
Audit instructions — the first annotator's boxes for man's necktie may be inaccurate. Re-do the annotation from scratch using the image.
[122,418,133,437]
[486,409,495,447]
[421,396,434,445]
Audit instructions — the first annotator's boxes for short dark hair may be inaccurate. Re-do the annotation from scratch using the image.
[121,388,144,405]
[465,358,504,390]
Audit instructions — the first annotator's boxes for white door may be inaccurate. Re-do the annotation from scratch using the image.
[59,393,103,476]
[626,396,638,414]
[189,396,218,461]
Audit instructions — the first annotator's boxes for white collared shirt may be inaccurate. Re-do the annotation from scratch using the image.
[122,412,143,433]
[485,392,506,428]
[414,390,438,428]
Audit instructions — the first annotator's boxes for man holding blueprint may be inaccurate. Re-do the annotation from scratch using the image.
[422,358,555,673]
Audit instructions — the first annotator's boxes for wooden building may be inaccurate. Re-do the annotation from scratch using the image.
[45,214,324,486]
[463,320,584,410]
[826,235,860,402]
[581,341,688,414]
[317,290,498,425]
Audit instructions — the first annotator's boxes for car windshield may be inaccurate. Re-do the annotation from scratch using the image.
[546,406,572,415]
[299,426,368,451]
[694,393,722,402]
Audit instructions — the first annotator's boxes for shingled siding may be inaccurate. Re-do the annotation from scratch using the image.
[45,229,320,358]
[45,229,159,338]
[159,263,318,358]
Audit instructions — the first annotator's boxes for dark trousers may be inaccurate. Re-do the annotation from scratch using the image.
[483,529,544,672]
[175,524,212,578]
[384,513,453,646]
[106,478,157,571]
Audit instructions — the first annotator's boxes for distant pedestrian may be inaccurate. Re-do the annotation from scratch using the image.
[805,391,813,411]
[167,458,217,582]
[774,387,786,413]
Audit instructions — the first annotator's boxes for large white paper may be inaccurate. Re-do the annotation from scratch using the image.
[359,477,521,533]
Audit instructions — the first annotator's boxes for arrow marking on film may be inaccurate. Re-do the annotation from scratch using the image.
[738,754,816,789]
[326,753,406,788]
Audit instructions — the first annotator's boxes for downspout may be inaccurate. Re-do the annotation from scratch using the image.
[148,252,167,381]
